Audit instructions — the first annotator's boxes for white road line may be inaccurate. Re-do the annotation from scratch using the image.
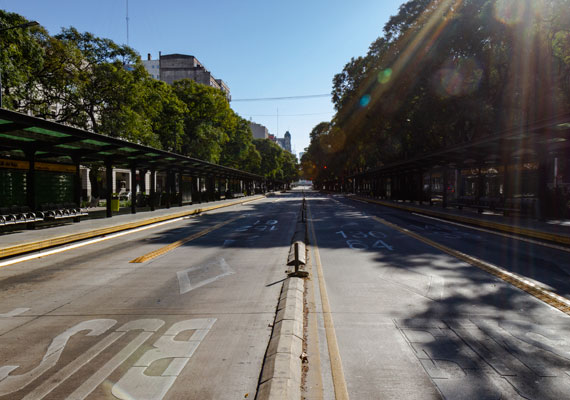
[177,258,234,294]
[67,332,154,400]
[112,318,216,400]
[22,332,125,400]
[0,308,30,318]
[0,319,116,396]
[0,217,191,269]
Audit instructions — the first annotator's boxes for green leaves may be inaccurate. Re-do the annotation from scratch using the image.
[306,0,570,186]
[253,139,299,182]
[0,11,298,178]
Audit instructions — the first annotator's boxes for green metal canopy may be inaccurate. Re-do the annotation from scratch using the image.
[0,108,265,181]
[349,113,570,178]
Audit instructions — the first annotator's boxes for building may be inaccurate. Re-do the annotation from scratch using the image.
[249,122,269,139]
[142,53,230,101]
[275,131,292,153]
[142,55,160,79]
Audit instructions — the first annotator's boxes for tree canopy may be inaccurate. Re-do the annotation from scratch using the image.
[0,10,299,182]
[303,0,570,185]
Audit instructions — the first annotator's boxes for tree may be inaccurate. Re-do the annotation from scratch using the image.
[0,10,46,110]
[220,115,260,171]
[173,79,233,163]
[306,0,570,187]
[253,139,285,179]
[281,151,300,183]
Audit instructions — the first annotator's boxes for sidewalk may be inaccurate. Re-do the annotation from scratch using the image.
[349,194,570,246]
[0,195,266,259]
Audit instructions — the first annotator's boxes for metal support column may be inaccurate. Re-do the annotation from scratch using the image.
[178,171,184,206]
[130,164,137,214]
[73,156,82,207]
[105,159,113,218]
[150,169,156,211]
[502,161,509,214]
[165,170,171,209]
[192,175,199,203]
[26,148,36,211]
[442,166,448,208]
[476,162,485,213]
[537,146,549,220]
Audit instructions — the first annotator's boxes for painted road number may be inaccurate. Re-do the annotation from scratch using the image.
[0,318,215,399]
[336,231,393,251]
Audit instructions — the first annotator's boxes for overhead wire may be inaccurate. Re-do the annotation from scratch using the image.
[244,112,334,117]
[231,93,330,102]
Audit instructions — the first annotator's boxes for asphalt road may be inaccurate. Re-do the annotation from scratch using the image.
[2,189,570,400]
[0,193,301,399]
[305,192,570,400]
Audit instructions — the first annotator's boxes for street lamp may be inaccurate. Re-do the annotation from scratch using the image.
[0,20,39,107]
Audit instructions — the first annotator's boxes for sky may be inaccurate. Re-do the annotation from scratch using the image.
[2,0,404,160]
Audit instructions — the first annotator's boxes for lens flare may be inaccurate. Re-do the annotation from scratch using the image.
[435,58,483,97]
[494,0,526,26]
[378,68,392,84]
[360,94,371,107]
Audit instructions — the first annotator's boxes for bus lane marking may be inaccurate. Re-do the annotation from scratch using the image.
[112,318,216,400]
[0,317,215,399]
[66,319,165,400]
[0,319,117,396]
[24,319,164,400]
[335,230,393,251]
[177,257,234,294]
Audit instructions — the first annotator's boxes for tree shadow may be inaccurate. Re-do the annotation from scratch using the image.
[310,191,570,399]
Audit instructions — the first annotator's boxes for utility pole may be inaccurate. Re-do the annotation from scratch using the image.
[0,20,39,108]
[126,0,130,46]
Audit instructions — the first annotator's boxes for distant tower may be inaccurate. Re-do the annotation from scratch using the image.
[284,131,292,152]
[126,0,129,46]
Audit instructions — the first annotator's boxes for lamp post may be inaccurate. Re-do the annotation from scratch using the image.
[0,20,39,107]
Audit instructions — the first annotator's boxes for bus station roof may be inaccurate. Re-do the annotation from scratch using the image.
[350,113,570,178]
[0,108,265,181]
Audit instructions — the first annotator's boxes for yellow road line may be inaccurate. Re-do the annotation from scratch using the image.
[305,256,324,400]
[371,215,570,316]
[352,196,570,246]
[308,203,350,400]
[130,215,242,263]
[412,212,570,253]
[0,196,263,259]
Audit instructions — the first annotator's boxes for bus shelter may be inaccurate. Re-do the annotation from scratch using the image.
[327,114,570,219]
[0,108,273,220]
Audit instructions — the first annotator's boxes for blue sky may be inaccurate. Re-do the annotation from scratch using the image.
[2,0,404,159]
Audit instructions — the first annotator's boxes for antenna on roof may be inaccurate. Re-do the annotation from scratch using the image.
[126,0,130,46]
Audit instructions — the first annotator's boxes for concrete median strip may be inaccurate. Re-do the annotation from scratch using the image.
[257,277,305,400]
[258,198,310,399]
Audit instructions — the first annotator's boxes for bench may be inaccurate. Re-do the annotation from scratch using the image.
[0,206,44,227]
[449,196,502,213]
[496,197,537,217]
[37,203,88,223]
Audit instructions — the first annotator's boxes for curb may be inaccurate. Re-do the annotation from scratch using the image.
[257,277,305,400]
[0,195,265,259]
[350,195,570,246]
